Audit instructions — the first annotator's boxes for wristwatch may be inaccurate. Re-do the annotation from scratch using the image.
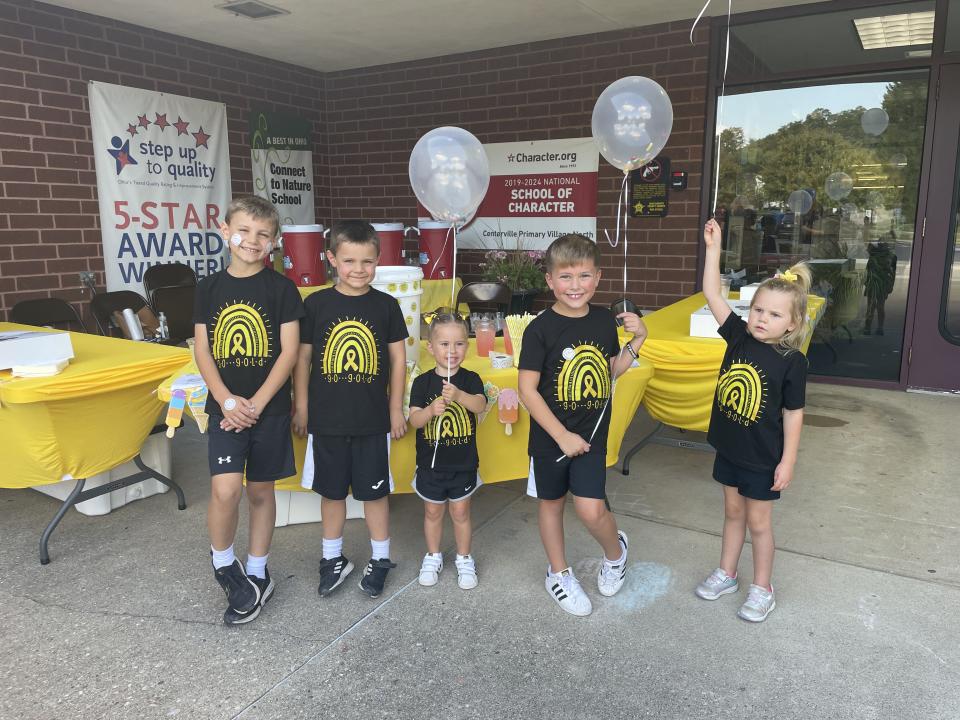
[223,397,237,411]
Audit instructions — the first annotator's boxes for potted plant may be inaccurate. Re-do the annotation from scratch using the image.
[480,246,547,314]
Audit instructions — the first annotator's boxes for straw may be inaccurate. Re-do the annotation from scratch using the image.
[505,313,536,367]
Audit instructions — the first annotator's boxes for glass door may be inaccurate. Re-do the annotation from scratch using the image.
[906,63,960,392]
[711,72,930,382]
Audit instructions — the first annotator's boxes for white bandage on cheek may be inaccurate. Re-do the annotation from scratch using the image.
[230,233,242,247]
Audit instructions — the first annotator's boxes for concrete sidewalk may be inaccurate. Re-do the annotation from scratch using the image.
[1,385,957,719]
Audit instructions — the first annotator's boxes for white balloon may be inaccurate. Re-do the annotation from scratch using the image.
[409,127,490,224]
[592,76,673,173]
[787,189,813,215]
[825,172,854,201]
[860,107,889,136]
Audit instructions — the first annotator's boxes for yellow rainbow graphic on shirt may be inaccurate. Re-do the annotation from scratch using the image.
[424,401,472,441]
[716,362,765,424]
[212,302,270,359]
[322,319,378,375]
[556,344,610,402]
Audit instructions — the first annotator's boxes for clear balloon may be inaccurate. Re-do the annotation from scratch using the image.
[860,107,889,136]
[825,171,854,201]
[592,76,673,173]
[409,127,490,224]
[787,189,813,215]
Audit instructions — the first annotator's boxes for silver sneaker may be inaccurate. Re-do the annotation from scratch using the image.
[597,531,628,597]
[738,584,776,622]
[695,568,739,600]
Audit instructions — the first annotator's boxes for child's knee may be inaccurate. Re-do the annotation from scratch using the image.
[211,481,242,507]
[246,483,274,507]
[424,502,445,521]
[574,498,608,527]
[448,501,470,523]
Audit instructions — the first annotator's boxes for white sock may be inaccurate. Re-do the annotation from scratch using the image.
[547,565,570,577]
[211,544,235,569]
[456,553,471,561]
[246,553,268,579]
[322,537,343,560]
[371,537,390,560]
[604,547,626,566]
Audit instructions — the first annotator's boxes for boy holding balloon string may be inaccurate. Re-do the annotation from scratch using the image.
[518,234,647,617]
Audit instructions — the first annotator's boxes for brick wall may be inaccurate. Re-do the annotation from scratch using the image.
[0,0,327,321]
[0,0,711,320]
[324,23,711,309]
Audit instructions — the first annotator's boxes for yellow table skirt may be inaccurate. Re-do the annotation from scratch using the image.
[0,323,190,489]
[160,338,654,493]
[638,293,824,432]
[298,278,468,315]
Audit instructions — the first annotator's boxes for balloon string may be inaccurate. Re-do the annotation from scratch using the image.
[622,173,629,296]
[432,223,458,470]
[711,0,731,215]
[430,224,454,283]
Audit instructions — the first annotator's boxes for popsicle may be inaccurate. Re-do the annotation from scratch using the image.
[186,386,210,433]
[165,389,187,437]
[498,388,519,436]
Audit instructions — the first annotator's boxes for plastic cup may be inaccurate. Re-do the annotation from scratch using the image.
[720,277,732,299]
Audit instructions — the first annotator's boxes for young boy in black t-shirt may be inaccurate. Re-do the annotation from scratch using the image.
[518,234,647,617]
[293,220,408,599]
[193,196,304,625]
[408,313,486,590]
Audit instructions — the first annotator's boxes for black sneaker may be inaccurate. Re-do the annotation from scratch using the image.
[318,555,354,597]
[213,557,260,615]
[359,558,397,598]
[223,568,274,626]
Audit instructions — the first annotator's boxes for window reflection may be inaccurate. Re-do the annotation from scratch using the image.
[712,74,928,381]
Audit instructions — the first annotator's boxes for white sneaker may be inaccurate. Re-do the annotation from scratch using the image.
[418,553,443,586]
[545,567,592,617]
[455,554,478,590]
[597,531,628,597]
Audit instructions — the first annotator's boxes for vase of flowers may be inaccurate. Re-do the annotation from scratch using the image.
[480,247,547,314]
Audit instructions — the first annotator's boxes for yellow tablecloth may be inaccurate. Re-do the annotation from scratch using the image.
[160,338,655,493]
[0,323,190,489]
[298,278,468,314]
[637,293,824,432]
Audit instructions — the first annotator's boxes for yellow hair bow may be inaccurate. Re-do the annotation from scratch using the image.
[779,270,798,283]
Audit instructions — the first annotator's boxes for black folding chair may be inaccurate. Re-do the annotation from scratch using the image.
[90,290,151,337]
[11,298,87,332]
[150,285,196,343]
[143,263,197,309]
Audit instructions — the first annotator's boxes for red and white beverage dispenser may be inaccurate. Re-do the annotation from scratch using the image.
[413,220,454,279]
[372,222,405,266]
[279,224,326,286]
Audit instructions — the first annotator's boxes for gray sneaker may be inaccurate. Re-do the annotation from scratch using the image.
[695,568,739,600]
[738,584,776,622]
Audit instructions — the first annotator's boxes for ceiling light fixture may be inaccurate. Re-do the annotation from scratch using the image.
[216,1,288,20]
[853,11,934,50]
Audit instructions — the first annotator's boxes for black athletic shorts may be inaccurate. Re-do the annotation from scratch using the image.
[527,452,606,500]
[308,433,392,501]
[412,467,481,504]
[713,453,780,501]
[207,413,295,482]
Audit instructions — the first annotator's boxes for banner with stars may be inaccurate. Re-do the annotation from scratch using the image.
[89,82,232,294]
[451,137,598,251]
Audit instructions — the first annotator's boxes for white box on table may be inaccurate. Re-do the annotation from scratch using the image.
[274,490,365,527]
[31,433,171,516]
[738,283,762,305]
[0,330,74,370]
[690,299,751,339]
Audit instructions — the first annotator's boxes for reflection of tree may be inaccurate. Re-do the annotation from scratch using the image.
[877,80,927,226]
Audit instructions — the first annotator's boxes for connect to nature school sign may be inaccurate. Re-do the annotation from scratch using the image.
[89,82,232,294]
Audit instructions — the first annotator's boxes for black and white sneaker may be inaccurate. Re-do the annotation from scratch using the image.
[223,568,274,626]
[318,555,354,597]
[213,557,260,616]
[545,567,592,616]
[597,531,629,597]
[359,558,397,598]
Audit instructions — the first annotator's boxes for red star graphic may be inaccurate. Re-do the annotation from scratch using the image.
[192,126,210,149]
[127,123,138,137]
[118,150,132,170]
[154,113,170,131]
[173,116,189,135]
[137,113,151,129]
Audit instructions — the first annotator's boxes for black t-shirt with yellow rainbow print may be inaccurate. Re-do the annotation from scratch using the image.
[409,368,485,472]
[301,286,408,436]
[193,268,305,417]
[707,313,807,472]
[518,305,620,457]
